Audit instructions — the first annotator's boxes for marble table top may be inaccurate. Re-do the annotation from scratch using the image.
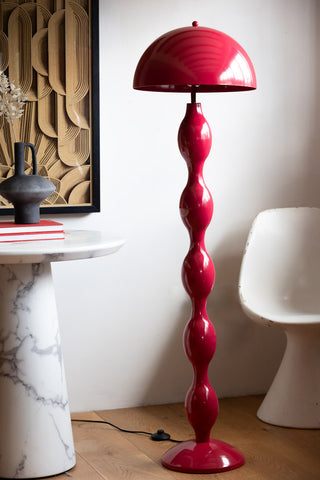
[0,230,125,264]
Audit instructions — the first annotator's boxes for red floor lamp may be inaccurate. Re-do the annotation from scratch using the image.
[133,22,256,473]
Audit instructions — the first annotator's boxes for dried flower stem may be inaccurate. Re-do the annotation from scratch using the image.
[8,116,17,142]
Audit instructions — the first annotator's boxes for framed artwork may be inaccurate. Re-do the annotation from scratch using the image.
[0,0,100,214]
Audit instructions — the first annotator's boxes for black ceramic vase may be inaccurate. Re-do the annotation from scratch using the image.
[0,142,56,224]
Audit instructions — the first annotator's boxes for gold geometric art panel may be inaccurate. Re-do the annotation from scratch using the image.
[0,0,100,213]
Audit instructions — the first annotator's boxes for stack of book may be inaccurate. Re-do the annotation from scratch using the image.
[0,220,65,243]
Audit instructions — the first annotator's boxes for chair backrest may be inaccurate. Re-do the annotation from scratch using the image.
[239,207,320,321]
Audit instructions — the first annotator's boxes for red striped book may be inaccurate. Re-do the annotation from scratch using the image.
[0,220,65,242]
[0,219,63,234]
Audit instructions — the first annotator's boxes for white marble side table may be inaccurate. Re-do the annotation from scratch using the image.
[0,230,124,479]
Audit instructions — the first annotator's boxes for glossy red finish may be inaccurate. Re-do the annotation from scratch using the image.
[133,22,256,93]
[162,103,244,472]
[162,439,244,473]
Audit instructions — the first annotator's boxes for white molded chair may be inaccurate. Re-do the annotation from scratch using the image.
[239,207,320,428]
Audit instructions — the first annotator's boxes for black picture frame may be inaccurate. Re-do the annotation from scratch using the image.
[0,0,100,216]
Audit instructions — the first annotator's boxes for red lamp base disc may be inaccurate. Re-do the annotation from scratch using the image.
[161,439,244,473]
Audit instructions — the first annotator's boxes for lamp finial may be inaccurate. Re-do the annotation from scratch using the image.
[192,21,199,27]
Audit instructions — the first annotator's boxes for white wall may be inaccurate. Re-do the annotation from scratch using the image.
[51,0,320,412]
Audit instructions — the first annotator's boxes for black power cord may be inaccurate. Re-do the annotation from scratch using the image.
[71,418,182,443]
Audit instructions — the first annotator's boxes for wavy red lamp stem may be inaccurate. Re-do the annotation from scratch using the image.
[161,102,244,473]
[180,102,217,442]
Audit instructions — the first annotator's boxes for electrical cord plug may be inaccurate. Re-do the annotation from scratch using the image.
[151,429,171,441]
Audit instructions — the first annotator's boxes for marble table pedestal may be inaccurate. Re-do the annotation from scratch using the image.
[0,231,124,479]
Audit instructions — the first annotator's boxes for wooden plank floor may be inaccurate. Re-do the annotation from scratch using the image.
[49,396,320,480]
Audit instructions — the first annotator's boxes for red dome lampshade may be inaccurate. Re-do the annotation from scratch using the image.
[133,21,256,93]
